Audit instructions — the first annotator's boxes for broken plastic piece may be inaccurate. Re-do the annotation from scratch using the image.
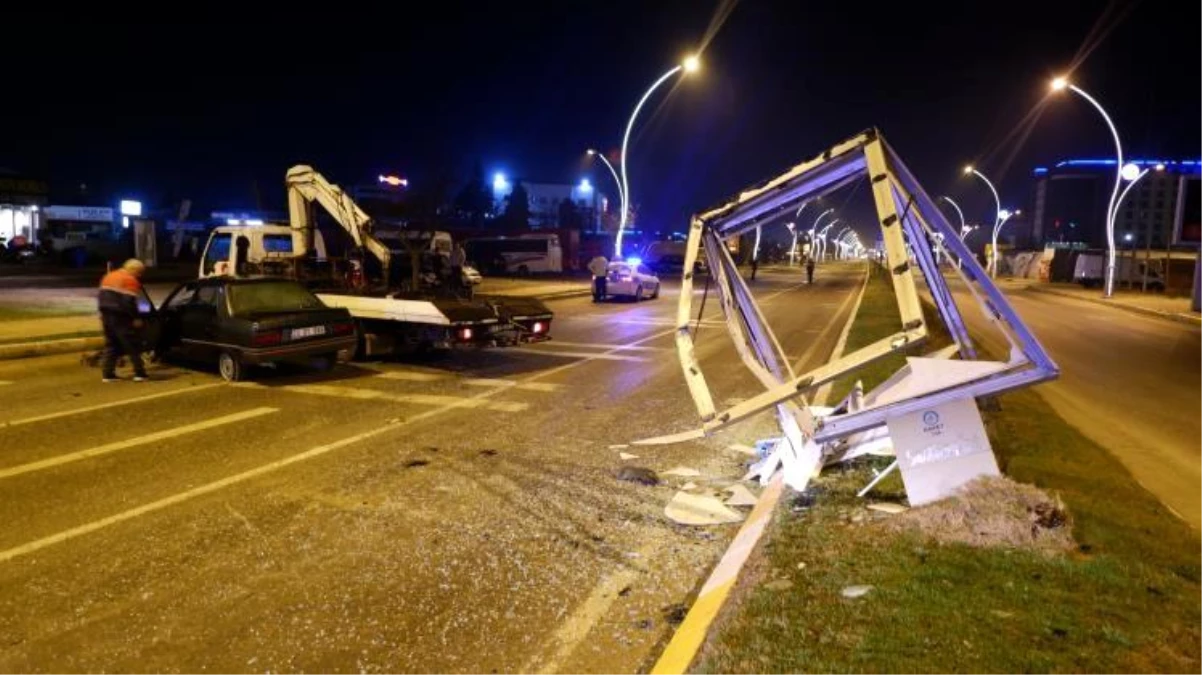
[664,491,746,525]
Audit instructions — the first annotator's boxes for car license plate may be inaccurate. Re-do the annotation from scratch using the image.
[290,325,326,340]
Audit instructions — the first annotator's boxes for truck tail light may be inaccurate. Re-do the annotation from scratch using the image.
[458,327,473,341]
[252,330,282,347]
[332,321,355,336]
[532,321,546,334]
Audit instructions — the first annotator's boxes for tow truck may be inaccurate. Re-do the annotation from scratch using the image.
[199,165,553,357]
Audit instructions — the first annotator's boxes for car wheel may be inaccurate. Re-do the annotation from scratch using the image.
[218,351,244,382]
[634,286,644,302]
[651,284,660,299]
[517,265,530,277]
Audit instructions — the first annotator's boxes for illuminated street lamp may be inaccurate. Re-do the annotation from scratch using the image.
[586,149,624,211]
[989,209,1021,277]
[1114,162,1165,221]
[1050,76,1127,297]
[615,55,701,258]
[963,165,1005,277]
[810,208,834,261]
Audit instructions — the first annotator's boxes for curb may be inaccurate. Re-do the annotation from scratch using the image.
[650,264,872,675]
[534,288,594,301]
[1026,285,1201,327]
[0,336,105,361]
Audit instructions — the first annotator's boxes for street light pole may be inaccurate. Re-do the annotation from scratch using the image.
[963,165,1003,277]
[990,210,1020,277]
[587,149,623,234]
[615,55,700,259]
[1051,76,1124,298]
[812,209,834,261]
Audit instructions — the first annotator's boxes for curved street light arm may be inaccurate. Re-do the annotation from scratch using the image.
[616,65,683,258]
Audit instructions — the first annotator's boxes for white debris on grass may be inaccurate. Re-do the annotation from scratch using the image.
[661,466,702,477]
[608,444,630,450]
[680,482,698,491]
[841,585,874,599]
[618,452,639,460]
[867,502,908,515]
[664,491,745,526]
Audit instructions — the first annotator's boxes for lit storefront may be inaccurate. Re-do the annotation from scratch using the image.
[0,175,48,245]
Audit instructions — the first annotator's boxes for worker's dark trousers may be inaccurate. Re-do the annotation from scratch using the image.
[101,312,146,378]
[593,276,607,301]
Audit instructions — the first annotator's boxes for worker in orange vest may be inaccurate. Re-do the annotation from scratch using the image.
[98,259,149,382]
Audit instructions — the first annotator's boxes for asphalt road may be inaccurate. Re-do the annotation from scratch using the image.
[0,263,864,673]
[947,280,1201,529]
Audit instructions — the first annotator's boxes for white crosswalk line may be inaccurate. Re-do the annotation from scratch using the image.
[1,383,225,428]
[372,371,444,382]
[236,383,528,413]
[537,340,668,352]
[505,348,648,362]
[462,378,561,392]
[0,407,278,479]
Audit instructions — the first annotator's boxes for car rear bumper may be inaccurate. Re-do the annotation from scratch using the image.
[239,336,358,364]
[606,281,638,296]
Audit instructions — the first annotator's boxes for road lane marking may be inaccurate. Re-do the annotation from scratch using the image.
[611,318,726,328]
[538,340,668,352]
[1,383,225,428]
[506,348,648,362]
[372,371,444,382]
[526,540,660,674]
[462,378,562,392]
[235,382,528,413]
[0,407,278,480]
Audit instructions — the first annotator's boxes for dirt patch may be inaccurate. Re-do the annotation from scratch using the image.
[885,476,1074,554]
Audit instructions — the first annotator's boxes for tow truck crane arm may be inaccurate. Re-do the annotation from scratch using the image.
[285,164,392,276]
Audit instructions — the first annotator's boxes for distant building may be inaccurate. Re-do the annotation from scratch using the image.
[0,170,49,244]
[491,175,609,231]
[1032,158,1201,249]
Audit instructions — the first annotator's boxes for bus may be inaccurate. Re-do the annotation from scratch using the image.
[464,234,563,275]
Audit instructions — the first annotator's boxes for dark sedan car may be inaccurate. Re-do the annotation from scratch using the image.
[146,277,357,381]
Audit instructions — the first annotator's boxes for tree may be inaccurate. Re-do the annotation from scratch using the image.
[453,160,494,227]
[557,197,583,230]
[502,180,531,228]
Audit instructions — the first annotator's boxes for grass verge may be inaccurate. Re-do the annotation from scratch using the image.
[695,265,1201,673]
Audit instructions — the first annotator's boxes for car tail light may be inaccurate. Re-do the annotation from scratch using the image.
[332,321,354,336]
[458,327,473,341]
[252,330,282,347]
[532,321,545,334]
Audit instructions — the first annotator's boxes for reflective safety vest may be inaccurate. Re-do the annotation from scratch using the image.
[98,269,143,316]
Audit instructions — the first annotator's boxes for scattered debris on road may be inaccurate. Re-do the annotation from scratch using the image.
[664,491,745,525]
[724,484,759,507]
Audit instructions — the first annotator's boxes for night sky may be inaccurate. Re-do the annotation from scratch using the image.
[4,1,1198,244]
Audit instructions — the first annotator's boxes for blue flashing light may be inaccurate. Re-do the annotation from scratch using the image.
[626,257,643,266]
[1033,167,1048,175]
[578,178,593,192]
[493,172,509,192]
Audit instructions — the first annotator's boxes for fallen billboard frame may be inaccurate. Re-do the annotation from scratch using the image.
[637,128,1058,495]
